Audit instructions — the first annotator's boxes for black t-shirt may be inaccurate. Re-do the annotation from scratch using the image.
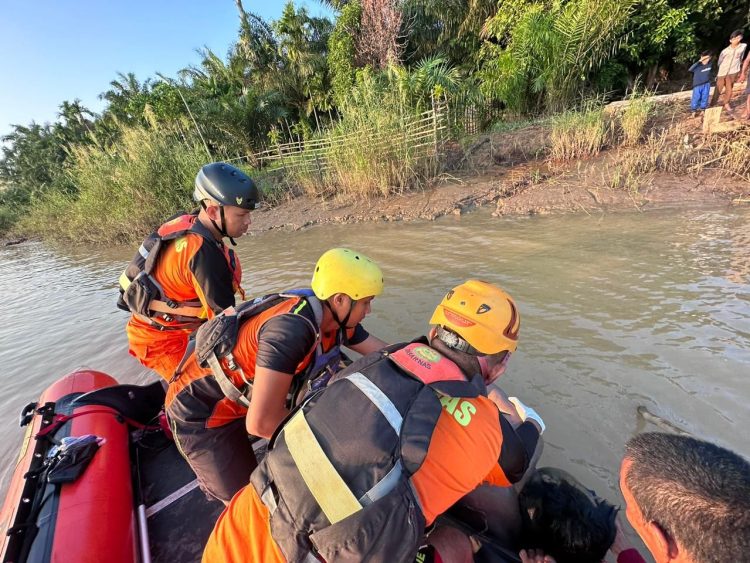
[256,301,369,373]
[188,239,238,314]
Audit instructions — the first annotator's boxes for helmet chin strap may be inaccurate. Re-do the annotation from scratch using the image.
[201,202,236,246]
[324,297,354,345]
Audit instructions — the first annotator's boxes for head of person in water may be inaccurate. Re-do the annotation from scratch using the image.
[429,280,520,385]
[621,432,750,563]
[518,468,618,563]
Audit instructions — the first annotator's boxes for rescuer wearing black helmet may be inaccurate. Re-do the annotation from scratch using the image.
[118,162,259,380]
[194,161,259,245]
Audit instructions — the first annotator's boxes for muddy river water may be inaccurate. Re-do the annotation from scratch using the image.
[1,206,749,552]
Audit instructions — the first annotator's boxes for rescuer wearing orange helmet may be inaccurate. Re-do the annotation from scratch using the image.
[118,162,258,380]
[202,279,545,563]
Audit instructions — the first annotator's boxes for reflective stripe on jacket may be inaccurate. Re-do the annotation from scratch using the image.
[249,341,501,563]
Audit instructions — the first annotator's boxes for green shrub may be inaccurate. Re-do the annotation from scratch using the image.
[620,89,655,146]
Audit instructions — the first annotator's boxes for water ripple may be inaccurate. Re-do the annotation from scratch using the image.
[1,207,749,500]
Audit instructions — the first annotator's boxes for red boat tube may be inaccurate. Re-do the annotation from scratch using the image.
[0,370,136,563]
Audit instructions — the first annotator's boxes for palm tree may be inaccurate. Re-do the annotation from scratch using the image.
[272,2,333,126]
[99,72,152,123]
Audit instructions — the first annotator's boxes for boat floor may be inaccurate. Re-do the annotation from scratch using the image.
[137,431,223,562]
[137,430,269,562]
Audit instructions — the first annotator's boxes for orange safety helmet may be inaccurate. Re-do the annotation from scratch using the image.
[429,280,520,355]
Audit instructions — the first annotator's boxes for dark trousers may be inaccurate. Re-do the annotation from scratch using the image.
[691,83,710,110]
[167,376,258,503]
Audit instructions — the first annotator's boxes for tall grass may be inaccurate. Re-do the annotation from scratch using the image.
[619,89,655,146]
[702,131,750,181]
[278,73,440,199]
[19,125,213,243]
[609,125,750,185]
[549,104,608,161]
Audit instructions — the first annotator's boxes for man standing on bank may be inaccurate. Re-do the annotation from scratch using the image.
[118,162,258,381]
[711,30,747,115]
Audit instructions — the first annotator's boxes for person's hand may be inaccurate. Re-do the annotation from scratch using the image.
[508,397,546,434]
[519,549,556,563]
[488,387,523,427]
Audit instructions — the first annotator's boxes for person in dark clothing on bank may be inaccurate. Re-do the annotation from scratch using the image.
[688,51,713,113]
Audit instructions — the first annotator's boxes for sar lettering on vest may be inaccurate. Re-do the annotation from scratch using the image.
[439,396,477,426]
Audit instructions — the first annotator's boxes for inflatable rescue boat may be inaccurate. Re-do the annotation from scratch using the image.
[0,370,223,563]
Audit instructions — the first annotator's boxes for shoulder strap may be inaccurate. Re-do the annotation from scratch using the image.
[206,351,251,408]
[175,292,316,405]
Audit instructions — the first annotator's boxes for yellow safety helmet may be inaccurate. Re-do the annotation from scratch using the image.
[429,280,520,355]
[311,248,384,300]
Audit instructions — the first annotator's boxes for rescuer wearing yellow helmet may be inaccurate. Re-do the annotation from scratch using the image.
[165,248,388,504]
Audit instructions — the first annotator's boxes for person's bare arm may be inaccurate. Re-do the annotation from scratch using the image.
[741,54,750,81]
[245,367,293,438]
[488,387,523,427]
[348,334,388,356]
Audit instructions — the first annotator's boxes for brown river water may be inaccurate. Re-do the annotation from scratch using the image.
[1,206,749,554]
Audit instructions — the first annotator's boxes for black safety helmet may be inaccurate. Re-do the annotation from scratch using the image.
[194,162,259,210]
[194,162,259,245]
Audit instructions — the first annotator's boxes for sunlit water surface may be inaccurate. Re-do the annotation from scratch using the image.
[1,206,749,557]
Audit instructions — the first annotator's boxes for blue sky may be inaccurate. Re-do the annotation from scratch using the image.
[0,0,334,138]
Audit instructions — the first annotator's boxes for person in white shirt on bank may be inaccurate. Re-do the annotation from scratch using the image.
[711,29,747,115]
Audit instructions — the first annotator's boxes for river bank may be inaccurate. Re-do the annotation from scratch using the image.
[248,100,749,234]
[3,96,749,246]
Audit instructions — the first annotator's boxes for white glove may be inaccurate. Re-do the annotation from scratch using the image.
[508,397,545,434]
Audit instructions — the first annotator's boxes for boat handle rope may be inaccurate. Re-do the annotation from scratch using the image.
[36,409,159,438]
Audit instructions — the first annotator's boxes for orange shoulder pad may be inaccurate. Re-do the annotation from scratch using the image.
[389,343,465,384]
[157,214,196,237]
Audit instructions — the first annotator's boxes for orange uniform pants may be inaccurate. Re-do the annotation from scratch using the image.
[126,319,189,380]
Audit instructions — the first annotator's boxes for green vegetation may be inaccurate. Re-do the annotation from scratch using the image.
[287,72,441,199]
[619,89,656,146]
[1,0,747,241]
[549,103,608,161]
[17,125,210,244]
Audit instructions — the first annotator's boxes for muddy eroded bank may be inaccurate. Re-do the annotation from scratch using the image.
[248,109,749,234]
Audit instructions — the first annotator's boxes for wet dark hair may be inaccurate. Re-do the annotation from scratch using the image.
[624,433,750,563]
[730,29,744,39]
[518,468,617,563]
